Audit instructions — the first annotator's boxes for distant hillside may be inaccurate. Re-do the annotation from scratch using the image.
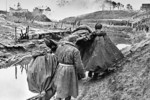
[34,14,51,22]
[6,11,51,23]
[62,10,138,23]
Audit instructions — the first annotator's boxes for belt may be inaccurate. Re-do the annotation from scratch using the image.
[59,63,73,67]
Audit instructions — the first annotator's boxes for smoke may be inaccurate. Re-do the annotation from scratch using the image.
[6,0,120,20]
[48,0,107,20]
[46,0,124,20]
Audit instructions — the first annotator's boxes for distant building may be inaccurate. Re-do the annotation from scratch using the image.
[9,2,28,16]
[33,6,51,16]
[141,4,150,11]
[9,7,28,15]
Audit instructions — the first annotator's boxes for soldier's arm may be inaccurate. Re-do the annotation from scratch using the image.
[72,26,92,33]
[92,31,107,36]
[73,49,85,78]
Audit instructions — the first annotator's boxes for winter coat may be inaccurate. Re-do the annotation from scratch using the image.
[27,53,58,93]
[54,41,85,98]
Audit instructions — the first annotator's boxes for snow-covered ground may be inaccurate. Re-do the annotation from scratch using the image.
[116,44,131,50]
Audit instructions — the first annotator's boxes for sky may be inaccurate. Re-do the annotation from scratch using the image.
[0,0,150,20]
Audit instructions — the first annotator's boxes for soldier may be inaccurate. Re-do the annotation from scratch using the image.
[54,35,85,100]
[12,38,59,100]
[76,23,124,80]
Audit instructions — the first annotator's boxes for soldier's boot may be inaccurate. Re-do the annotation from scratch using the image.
[55,98,61,100]
[93,73,98,80]
[65,96,71,100]
[55,98,62,100]
[88,71,93,78]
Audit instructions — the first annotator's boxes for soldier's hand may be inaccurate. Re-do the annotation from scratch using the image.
[80,72,86,79]
[78,73,85,80]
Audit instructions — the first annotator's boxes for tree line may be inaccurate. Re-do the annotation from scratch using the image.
[101,0,133,10]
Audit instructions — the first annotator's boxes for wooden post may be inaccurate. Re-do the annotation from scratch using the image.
[27,26,29,39]
[26,26,29,33]
[15,27,17,43]
[61,22,63,29]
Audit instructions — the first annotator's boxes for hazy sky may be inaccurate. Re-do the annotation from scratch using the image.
[0,0,150,20]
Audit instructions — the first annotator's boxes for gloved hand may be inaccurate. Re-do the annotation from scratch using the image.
[78,72,85,80]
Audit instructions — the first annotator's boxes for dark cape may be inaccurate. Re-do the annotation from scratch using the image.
[76,31,124,73]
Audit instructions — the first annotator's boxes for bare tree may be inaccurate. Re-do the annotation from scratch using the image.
[126,4,133,10]
[112,1,117,10]
[116,2,121,10]
[101,3,105,11]
[106,0,113,10]
[56,0,70,7]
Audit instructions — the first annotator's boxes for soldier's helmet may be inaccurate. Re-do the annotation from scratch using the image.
[95,22,102,30]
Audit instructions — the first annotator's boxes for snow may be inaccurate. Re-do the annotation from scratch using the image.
[116,44,131,50]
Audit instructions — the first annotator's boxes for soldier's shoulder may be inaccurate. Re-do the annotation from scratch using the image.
[72,47,80,53]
